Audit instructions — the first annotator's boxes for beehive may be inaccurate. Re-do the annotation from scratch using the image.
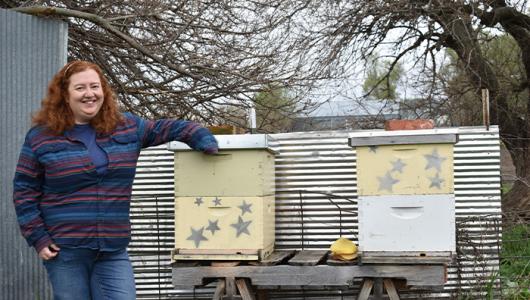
[173,149,274,197]
[349,130,458,258]
[168,134,275,261]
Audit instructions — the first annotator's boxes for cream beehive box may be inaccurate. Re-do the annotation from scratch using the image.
[169,135,275,197]
[172,195,275,261]
[349,130,458,260]
[168,134,276,261]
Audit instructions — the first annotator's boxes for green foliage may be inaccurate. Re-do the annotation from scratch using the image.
[501,224,530,299]
[253,84,296,133]
[362,57,403,100]
[459,224,530,299]
[501,182,514,195]
[442,34,526,126]
[484,271,498,300]
[440,49,483,126]
[501,225,530,276]
[481,34,526,112]
[215,84,296,133]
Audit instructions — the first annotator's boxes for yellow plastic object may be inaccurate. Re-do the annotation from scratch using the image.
[332,253,357,261]
[330,237,358,261]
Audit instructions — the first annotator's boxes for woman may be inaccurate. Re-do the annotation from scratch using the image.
[13,60,218,299]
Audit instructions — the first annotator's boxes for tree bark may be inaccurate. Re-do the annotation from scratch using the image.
[438,5,530,215]
[492,6,530,216]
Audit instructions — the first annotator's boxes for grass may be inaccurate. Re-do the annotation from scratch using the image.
[501,183,513,195]
[500,224,530,299]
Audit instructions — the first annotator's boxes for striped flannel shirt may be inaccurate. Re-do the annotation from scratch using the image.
[13,113,218,253]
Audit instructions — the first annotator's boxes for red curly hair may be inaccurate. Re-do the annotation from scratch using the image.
[33,60,123,134]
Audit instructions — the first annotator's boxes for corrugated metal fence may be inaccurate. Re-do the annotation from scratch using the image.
[130,126,501,299]
[0,9,67,300]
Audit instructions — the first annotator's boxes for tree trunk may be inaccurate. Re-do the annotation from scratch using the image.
[495,4,530,216]
[503,176,530,217]
[440,11,530,215]
[502,122,530,216]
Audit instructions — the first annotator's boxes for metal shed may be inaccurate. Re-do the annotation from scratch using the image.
[1,8,67,300]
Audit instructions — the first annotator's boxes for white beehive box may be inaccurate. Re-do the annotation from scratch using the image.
[358,194,455,252]
[349,130,458,260]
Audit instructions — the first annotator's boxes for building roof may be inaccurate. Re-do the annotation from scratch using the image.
[307,99,399,117]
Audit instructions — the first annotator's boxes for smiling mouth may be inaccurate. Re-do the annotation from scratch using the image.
[81,99,97,104]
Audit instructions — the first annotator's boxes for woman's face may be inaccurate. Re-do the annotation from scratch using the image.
[66,69,104,124]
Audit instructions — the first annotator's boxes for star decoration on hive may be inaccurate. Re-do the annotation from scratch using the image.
[369,145,378,153]
[377,171,399,192]
[206,219,221,235]
[424,149,447,172]
[194,197,203,206]
[238,200,252,215]
[186,227,208,248]
[429,173,444,189]
[212,197,222,206]
[231,216,252,237]
[391,159,406,173]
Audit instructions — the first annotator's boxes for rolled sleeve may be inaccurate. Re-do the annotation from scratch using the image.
[127,113,218,152]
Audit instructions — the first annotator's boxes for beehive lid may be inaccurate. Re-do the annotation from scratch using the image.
[348,129,458,147]
[168,134,274,152]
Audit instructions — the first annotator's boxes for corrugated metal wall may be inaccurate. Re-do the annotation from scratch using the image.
[0,8,67,300]
[130,126,501,299]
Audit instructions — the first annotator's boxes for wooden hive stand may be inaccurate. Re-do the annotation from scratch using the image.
[173,250,448,300]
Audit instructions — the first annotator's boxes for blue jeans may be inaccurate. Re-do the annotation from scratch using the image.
[43,248,136,300]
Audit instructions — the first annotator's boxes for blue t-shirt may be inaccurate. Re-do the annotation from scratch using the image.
[70,124,108,175]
